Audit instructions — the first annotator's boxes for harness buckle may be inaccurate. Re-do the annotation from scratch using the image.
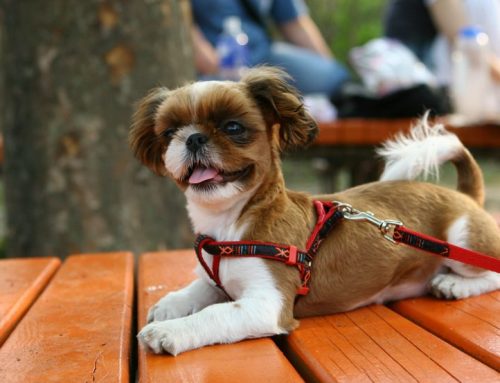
[297,286,309,295]
[286,246,298,265]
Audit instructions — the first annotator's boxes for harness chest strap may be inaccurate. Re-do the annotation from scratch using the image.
[194,201,344,297]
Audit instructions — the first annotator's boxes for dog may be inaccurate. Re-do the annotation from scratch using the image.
[129,66,500,355]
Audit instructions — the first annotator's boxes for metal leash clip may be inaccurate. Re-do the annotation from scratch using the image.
[333,201,403,244]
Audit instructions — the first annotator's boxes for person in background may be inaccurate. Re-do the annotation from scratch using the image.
[190,0,350,99]
[384,0,500,85]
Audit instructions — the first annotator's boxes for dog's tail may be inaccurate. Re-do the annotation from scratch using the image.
[377,115,485,206]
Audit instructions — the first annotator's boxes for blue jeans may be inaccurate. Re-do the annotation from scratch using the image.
[263,42,350,98]
[199,42,350,99]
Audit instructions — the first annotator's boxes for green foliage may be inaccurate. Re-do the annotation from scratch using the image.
[308,0,387,65]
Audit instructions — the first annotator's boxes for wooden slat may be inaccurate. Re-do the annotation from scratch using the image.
[315,119,500,148]
[0,257,60,345]
[138,250,303,383]
[391,292,500,371]
[0,252,134,383]
[281,305,499,382]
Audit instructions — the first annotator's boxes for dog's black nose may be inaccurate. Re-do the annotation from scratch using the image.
[186,133,208,153]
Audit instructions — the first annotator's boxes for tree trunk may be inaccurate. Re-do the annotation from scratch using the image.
[1,0,195,257]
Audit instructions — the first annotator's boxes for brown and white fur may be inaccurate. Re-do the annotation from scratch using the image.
[130,67,500,355]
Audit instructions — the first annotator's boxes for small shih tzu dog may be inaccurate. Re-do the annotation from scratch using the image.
[130,67,500,355]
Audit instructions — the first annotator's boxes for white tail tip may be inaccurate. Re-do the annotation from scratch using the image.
[377,115,463,182]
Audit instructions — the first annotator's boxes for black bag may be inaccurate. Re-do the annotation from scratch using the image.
[334,82,451,118]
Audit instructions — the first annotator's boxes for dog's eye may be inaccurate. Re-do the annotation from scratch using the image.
[222,121,245,136]
[162,128,177,139]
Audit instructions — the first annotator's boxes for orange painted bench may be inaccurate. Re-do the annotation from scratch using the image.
[138,250,303,382]
[0,252,134,383]
[137,250,499,382]
[391,292,500,371]
[1,247,497,381]
[281,301,498,382]
[0,257,60,345]
[315,118,500,148]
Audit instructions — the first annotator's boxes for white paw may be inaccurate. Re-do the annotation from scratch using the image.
[138,320,189,355]
[430,272,500,299]
[147,292,197,323]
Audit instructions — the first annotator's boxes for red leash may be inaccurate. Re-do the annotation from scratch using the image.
[393,226,500,273]
[337,202,500,274]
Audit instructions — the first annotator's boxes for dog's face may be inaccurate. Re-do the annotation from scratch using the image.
[130,67,318,205]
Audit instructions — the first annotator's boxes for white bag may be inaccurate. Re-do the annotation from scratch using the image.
[350,38,437,96]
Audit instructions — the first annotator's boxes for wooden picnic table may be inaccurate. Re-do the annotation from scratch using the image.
[0,257,60,345]
[138,251,302,382]
[0,239,499,381]
[0,252,134,382]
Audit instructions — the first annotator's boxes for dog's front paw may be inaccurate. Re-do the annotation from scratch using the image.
[138,321,189,355]
[147,292,196,323]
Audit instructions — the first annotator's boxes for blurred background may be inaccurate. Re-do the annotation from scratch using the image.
[0,0,497,259]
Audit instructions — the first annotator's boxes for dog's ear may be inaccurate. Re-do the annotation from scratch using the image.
[242,66,318,151]
[129,87,169,176]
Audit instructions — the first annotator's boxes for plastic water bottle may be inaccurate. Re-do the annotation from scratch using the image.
[216,17,249,81]
[451,26,497,121]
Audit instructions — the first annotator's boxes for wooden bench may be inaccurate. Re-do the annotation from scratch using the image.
[316,119,500,148]
[391,293,500,371]
[280,303,498,382]
[137,250,499,382]
[295,119,500,190]
[0,252,134,383]
[0,257,60,345]
[1,244,498,381]
[137,250,302,382]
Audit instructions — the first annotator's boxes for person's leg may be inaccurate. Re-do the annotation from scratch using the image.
[264,42,350,97]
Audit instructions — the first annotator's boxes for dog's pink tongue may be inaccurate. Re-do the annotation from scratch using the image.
[189,167,220,184]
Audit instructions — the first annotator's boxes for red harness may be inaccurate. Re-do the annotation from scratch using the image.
[194,201,343,297]
[194,201,500,299]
